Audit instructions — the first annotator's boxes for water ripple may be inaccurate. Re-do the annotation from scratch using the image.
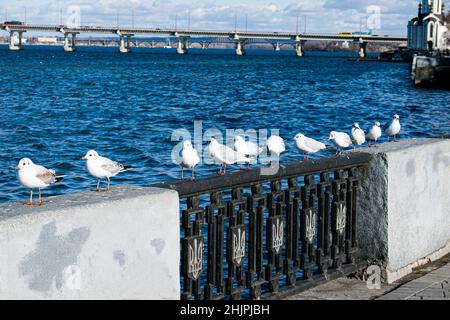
[1,46,450,203]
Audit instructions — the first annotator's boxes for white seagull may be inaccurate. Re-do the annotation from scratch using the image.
[267,135,286,157]
[180,140,200,180]
[293,133,326,160]
[386,114,401,142]
[234,135,264,170]
[366,122,382,147]
[14,158,64,206]
[81,150,132,192]
[329,131,352,155]
[208,138,253,175]
[351,123,366,151]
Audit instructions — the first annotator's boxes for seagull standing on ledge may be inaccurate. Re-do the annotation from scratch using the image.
[329,131,352,155]
[386,115,401,142]
[15,158,64,206]
[208,138,253,175]
[351,123,366,152]
[234,135,263,171]
[366,122,382,147]
[180,140,200,181]
[293,133,326,160]
[81,150,132,192]
[267,135,286,157]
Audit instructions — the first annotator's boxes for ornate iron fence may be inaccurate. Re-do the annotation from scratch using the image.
[155,153,371,300]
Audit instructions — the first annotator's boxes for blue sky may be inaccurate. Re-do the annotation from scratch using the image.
[0,1,428,35]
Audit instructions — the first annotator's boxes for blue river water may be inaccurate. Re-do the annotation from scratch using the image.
[1,45,449,203]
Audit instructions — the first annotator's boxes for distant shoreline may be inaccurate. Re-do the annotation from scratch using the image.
[0,40,398,53]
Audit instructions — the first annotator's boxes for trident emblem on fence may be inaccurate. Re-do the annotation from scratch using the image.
[272,218,283,254]
[305,208,316,244]
[188,237,204,281]
[336,203,347,235]
[232,226,246,265]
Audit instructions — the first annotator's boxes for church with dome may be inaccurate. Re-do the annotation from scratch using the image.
[407,0,448,51]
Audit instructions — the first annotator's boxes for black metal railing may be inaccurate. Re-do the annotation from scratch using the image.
[155,153,372,300]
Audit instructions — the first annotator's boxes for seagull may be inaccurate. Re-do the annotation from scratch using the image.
[180,140,200,181]
[267,135,286,157]
[366,122,382,147]
[351,123,366,152]
[329,131,352,155]
[386,114,401,142]
[14,158,64,206]
[208,138,253,175]
[293,133,326,160]
[80,150,132,192]
[234,135,264,170]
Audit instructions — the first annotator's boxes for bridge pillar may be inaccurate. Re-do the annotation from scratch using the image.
[8,31,25,51]
[235,40,246,56]
[176,37,188,55]
[295,40,305,57]
[119,34,133,53]
[63,33,78,52]
[275,42,281,51]
[359,41,368,59]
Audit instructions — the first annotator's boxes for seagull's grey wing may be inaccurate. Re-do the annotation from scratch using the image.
[35,165,58,185]
[304,137,326,150]
[338,133,352,144]
[218,144,250,163]
[344,134,353,144]
[246,141,261,156]
[100,157,124,174]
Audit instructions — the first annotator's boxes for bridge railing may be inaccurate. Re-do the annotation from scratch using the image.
[155,153,371,300]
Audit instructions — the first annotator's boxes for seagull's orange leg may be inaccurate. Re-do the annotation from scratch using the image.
[180,167,185,181]
[106,177,110,192]
[24,189,33,206]
[38,188,42,206]
[190,167,195,181]
[92,178,100,192]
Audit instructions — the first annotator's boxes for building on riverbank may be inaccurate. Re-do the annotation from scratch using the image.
[408,0,449,51]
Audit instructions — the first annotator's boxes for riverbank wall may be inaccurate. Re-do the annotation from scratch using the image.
[1,138,449,298]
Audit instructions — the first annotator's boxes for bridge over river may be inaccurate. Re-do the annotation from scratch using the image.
[1,23,407,58]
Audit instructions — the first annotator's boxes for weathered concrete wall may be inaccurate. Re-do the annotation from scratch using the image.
[358,138,450,283]
[0,186,180,300]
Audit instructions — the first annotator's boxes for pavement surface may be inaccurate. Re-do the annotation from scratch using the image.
[378,263,450,300]
[288,254,450,300]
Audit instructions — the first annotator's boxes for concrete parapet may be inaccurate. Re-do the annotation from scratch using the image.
[0,186,180,299]
[358,138,450,283]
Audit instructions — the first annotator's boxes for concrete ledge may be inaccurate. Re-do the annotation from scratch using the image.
[386,240,450,283]
[358,138,450,283]
[0,186,180,300]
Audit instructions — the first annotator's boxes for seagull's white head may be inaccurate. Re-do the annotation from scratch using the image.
[353,123,361,130]
[235,135,244,143]
[209,138,219,147]
[183,140,193,149]
[393,114,400,120]
[375,122,381,127]
[14,158,33,170]
[294,133,305,141]
[328,131,337,140]
[81,150,99,160]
